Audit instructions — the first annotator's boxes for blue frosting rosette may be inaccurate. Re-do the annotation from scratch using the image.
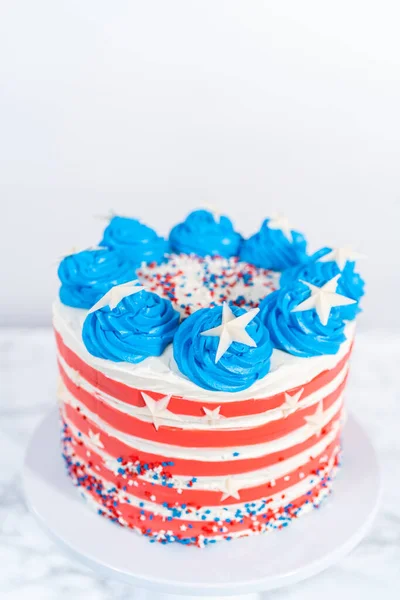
[58,248,136,309]
[173,304,273,392]
[101,216,169,265]
[239,218,308,271]
[82,287,180,363]
[259,283,348,358]
[280,247,365,321]
[169,209,242,258]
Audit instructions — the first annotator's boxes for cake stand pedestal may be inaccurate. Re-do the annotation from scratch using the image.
[23,409,380,599]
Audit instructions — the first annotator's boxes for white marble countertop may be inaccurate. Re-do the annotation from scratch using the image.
[1,329,399,599]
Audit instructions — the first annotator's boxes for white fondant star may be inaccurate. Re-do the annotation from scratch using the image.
[318,246,366,270]
[141,392,172,431]
[220,477,242,502]
[267,214,293,242]
[304,402,325,436]
[58,245,106,261]
[291,275,356,326]
[88,429,104,449]
[203,203,222,224]
[201,303,259,363]
[56,378,66,404]
[88,281,146,314]
[202,406,225,426]
[281,388,304,418]
[93,209,116,222]
[72,371,83,388]
[180,524,188,531]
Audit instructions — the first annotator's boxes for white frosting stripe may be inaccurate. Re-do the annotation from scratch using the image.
[59,382,344,461]
[62,436,339,522]
[76,477,335,543]
[58,352,349,430]
[64,412,340,491]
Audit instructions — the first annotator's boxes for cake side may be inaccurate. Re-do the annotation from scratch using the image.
[55,305,349,546]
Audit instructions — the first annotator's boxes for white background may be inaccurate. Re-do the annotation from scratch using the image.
[1,1,399,327]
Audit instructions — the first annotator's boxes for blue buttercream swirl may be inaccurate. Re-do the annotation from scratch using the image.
[169,209,242,258]
[82,289,180,363]
[58,248,136,309]
[173,304,273,392]
[101,216,169,265]
[259,283,347,357]
[280,247,365,321]
[239,218,308,270]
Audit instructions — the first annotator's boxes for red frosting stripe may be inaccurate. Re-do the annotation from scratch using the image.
[61,404,342,476]
[59,360,346,448]
[62,420,340,542]
[54,328,352,418]
[62,403,342,474]
[65,421,340,507]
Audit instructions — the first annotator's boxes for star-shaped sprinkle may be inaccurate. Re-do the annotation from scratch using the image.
[180,524,188,531]
[281,388,304,418]
[304,402,325,436]
[318,246,366,270]
[201,303,259,363]
[291,275,356,325]
[141,392,172,431]
[220,477,242,501]
[88,281,146,314]
[202,406,225,426]
[267,214,293,242]
[88,429,104,448]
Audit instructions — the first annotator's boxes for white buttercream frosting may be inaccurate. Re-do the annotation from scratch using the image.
[53,300,355,402]
[58,352,348,430]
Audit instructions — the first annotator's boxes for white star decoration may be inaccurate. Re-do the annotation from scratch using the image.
[203,203,222,224]
[202,406,224,426]
[291,275,356,326]
[88,429,104,448]
[88,281,146,314]
[318,246,365,270]
[304,402,325,436]
[58,245,106,261]
[281,388,304,418]
[56,378,66,404]
[220,477,242,502]
[267,214,293,242]
[201,303,259,363]
[141,391,172,431]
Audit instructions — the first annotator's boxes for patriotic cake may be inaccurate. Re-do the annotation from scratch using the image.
[54,209,365,547]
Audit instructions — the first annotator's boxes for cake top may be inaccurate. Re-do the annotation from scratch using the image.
[56,209,365,394]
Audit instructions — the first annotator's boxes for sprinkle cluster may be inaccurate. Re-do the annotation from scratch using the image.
[61,421,340,547]
[136,254,279,318]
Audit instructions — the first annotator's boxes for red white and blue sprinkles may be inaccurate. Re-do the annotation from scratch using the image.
[136,254,279,318]
[61,420,340,547]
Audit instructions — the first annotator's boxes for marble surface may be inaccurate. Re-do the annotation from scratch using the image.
[1,329,399,599]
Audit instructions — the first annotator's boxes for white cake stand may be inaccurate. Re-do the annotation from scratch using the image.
[23,409,380,600]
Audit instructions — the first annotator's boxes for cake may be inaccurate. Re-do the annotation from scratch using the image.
[54,209,365,547]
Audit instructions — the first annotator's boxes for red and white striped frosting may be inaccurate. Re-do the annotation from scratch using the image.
[54,301,352,546]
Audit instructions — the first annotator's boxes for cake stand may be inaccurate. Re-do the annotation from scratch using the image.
[23,409,380,599]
